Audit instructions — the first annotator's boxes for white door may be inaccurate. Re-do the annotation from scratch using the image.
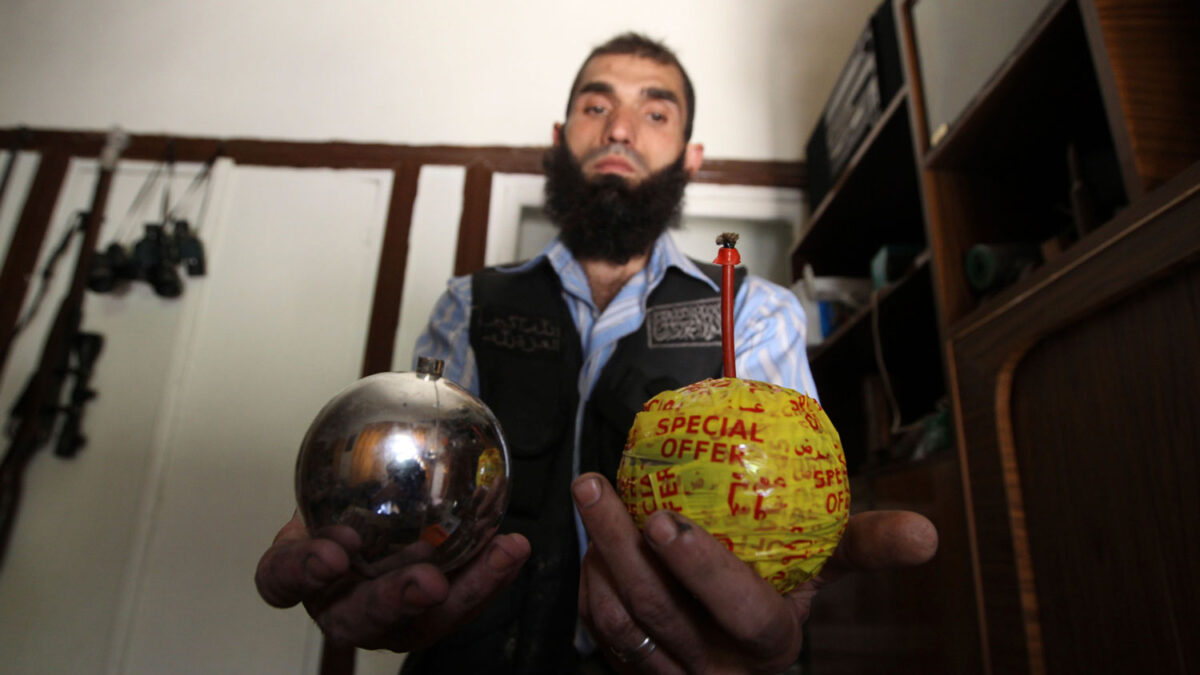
[0,158,393,674]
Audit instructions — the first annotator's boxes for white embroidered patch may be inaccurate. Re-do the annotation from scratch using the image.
[646,298,722,348]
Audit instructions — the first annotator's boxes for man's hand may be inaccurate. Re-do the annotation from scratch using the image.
[254,512,530,651]
[573,473,937,674]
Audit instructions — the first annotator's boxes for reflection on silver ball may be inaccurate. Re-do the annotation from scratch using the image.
[295,357,509,577]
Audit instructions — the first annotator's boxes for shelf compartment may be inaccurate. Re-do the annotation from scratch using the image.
[915,0,1129,326]
[791,88,926,279]
[923,0,1111,173]
[807,253,944,474]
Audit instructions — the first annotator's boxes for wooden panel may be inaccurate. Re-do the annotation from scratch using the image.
[1082,0,1200,196]
[360,162,421,377]
[0,128,807,188]
[694,158,806,188]
[895,0,971,335]
[1009,263,1200,674]
[952,161,1200,674]
[951,350,1034,674]
[453,163,493,276]
[807,455,983,674]
[0,151,69,383]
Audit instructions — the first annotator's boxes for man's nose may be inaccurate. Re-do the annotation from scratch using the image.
[605,106,636,145]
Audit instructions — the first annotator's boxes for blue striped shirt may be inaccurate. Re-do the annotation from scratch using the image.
[413,233,818,404]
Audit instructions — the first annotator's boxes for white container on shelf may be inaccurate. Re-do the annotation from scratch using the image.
[791,264,873,345]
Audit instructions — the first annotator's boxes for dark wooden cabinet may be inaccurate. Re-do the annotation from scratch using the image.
[951,172,1200,673]
[797,1,1200,673]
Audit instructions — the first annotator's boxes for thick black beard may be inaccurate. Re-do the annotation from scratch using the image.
[542,142,689,264]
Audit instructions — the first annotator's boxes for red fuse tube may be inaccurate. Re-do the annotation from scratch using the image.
[713,232,741,378]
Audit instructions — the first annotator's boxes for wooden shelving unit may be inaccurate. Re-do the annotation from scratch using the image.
[792,88,925,278]
[905,0,1199,672]
[801,0,1200,673]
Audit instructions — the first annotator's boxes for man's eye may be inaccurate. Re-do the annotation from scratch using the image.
[648,111,667,123]
[585,104,607,115]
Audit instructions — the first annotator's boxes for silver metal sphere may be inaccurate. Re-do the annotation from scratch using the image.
[295,357,509,576]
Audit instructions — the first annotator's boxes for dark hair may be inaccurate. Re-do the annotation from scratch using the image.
[564,32,696,141]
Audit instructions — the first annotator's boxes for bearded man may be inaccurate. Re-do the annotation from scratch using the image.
[257,33,937,675]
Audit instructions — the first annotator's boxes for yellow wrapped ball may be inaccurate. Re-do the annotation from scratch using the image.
[617,377,849,593]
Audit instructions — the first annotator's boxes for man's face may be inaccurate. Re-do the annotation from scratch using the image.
[557,53,703,184]
[541,139,689,265]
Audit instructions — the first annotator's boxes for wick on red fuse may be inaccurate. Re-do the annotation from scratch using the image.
[713,232,741,378]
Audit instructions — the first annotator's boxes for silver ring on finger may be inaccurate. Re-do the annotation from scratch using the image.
[611,634,657,664]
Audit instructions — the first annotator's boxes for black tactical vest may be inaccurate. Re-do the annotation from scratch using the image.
[400,258,743,675]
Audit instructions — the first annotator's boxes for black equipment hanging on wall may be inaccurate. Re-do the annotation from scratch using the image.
[88,141,212,298]
[0,128,129,571]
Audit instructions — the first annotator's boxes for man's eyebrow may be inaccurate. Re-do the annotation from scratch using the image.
[575,82,682,108]
[643,87,681,107]
[577,81,615,97]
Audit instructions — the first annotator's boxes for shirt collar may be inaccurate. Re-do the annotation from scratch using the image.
[509,232,719,298]
[645,231,720,292]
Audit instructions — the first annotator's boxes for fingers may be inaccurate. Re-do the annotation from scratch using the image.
[407,533,531,643]
[313,560,450,648]
[641,509,801,666]
[318,532,531,651]
[255,514,351,608]
[580,551,685,675]
[258,511,531,652]
[572,474,706,667]
[779,510,940,649]
[572,476,937,674]
[821,510,939,582]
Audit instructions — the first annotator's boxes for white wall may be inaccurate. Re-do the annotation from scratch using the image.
[0,0,881,160]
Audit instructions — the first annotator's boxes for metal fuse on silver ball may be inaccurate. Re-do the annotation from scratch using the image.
[294,357,509,577]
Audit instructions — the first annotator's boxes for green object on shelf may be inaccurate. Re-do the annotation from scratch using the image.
[870,244,923,288]
[964,243,1041,294]
[911,408,951,461]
